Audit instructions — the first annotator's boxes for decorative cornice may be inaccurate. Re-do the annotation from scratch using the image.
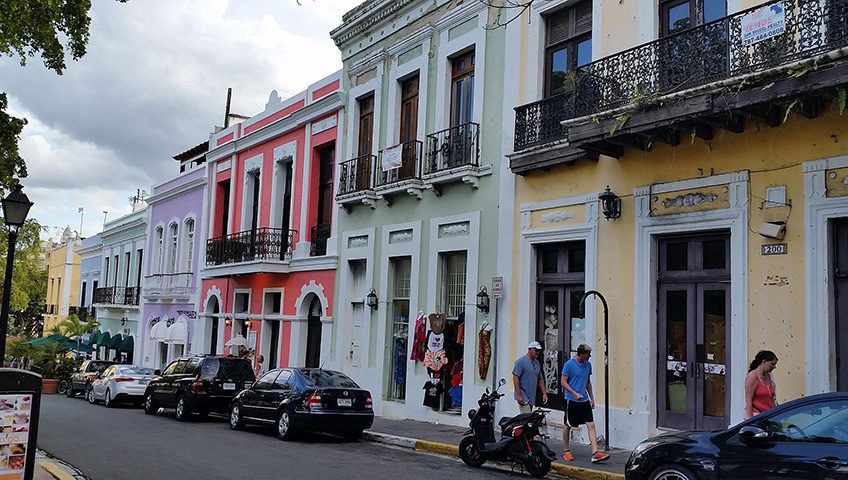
[387,26,434,56]
[330,0,419,47]
[348,51,387,77]
[145,176,206,205]
[434,0,483,31]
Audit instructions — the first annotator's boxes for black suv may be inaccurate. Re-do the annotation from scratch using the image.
[67,360,115,398]
[143,355,255,421]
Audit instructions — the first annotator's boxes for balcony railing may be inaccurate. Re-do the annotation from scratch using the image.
[337,154,376,195]
[375,140,422,187]
[206,228,297,266]
[93,286,140,306]
[310,223,331,257]
[424,122,480,175]
[145,272,194,296]
[514,0,848,151]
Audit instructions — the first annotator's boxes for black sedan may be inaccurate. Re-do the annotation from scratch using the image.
[229,368,373,441]
[626,392,848,480]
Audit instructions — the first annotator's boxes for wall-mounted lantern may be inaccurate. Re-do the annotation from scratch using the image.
[598,186,621,220]
[224,318,232,327]
[244,319,252,329]
[476,286,490,313]
[366,288,378,310]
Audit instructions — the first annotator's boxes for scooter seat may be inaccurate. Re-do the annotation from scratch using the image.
[499,412,533,428]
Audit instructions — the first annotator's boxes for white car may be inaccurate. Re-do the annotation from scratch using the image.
[88,365,155,407]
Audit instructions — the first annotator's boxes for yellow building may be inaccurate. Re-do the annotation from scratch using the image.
[44,228,82,334]
[503,0,848,447]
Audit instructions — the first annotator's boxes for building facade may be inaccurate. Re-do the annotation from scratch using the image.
[91,203,147,363]
[330,0,509,425]
[139,143,208,369]
[75,234,102,325]
[504,0,848,448]
[44,228,82,334]
[199,73,343,374]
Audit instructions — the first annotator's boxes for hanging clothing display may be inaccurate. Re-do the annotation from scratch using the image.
[427,332,445,351]
[478,321,493,381]
[409,312,426,362]
[423,380,443,409]
[423,349,448,372]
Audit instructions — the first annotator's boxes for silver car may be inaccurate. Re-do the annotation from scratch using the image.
[88,365,155,407]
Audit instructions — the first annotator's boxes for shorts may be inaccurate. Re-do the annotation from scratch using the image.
[564,400,593,427]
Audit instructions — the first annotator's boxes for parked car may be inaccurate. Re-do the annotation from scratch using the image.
[625,392,848,480]
[67,359,115,398]
[87,365,155,407]
[229,368,373,440]
[143,355,255,421]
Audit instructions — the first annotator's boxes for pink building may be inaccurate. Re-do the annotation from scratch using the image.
[199,72,343,372]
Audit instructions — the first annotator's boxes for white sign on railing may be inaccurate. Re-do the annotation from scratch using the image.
[381,144,403,172]
[741,3,786,46]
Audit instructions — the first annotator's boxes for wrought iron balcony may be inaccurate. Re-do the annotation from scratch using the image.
[337,154,376,195]
[375,140,422,187]
[310,223,331,257]
[513,0,848,152]
[205,228,297,266]
[93,286,140,306]
[145,272,195,296]
[424,123,480,175]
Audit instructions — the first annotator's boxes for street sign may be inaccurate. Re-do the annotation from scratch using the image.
[491,277,503,299]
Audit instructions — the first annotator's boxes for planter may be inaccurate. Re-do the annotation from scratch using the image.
[42,379,59,395]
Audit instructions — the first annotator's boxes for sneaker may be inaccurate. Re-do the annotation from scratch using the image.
[591,451,611,463]
[562,450,574,461]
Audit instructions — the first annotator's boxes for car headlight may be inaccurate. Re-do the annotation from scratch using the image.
[631,441,660,457]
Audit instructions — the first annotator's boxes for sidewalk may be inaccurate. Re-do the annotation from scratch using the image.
[34,450,85,480]
[365,416,627,480]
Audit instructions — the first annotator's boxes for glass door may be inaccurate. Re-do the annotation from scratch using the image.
[832,219,848,391]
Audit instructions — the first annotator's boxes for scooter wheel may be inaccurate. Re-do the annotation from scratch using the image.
[525,440,552,478]
[459,436,486,468]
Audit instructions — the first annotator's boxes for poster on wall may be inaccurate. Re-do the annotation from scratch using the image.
[741,4,786,46]
[0,394,32,479]
[381,144,403,172]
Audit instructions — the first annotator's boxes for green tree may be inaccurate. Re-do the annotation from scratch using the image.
[58,314,99,341]
[0,0,127,193]
[0,218,46,341]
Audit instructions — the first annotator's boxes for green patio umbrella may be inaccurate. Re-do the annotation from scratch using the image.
[24,334,71,347]
[118,336,134,353]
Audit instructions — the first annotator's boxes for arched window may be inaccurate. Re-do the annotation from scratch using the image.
[167,223,179,273]
[154,227,164,274]
[184,218,195,271]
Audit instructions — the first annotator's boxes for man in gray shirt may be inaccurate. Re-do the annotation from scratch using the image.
[512,341,548,413]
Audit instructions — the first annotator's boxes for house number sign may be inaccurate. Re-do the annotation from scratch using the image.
[761,243,787,255]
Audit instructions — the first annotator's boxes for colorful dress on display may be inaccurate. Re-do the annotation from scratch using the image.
[409,312,426,362]
[478,322,493,380]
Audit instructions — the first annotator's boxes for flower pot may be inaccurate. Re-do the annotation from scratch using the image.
[42,379,59,395]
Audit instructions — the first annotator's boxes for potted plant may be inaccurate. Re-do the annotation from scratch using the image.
[32,342,67,394]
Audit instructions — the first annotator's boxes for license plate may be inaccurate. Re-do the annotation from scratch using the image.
[138,380,148,385]
[223,382,236,390]
[337,398,352,407]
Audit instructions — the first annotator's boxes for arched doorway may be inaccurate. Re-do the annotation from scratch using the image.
[206,296,220,355]
[305,297,322,368]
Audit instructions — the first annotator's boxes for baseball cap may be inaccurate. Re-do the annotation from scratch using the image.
[527,341,543,350]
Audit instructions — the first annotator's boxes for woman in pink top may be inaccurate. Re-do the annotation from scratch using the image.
[744,350,778,418]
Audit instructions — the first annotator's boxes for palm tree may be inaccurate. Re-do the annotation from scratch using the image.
[58,314,99,353]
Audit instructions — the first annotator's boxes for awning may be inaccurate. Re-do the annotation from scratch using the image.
[107,333,123,349]
[119,335,134,353]
[150,321,168,342]
[88,330,102,345]
[99,332,112,349]
[165,322,187,345]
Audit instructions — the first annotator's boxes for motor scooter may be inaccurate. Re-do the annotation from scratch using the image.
[459,379,557,478]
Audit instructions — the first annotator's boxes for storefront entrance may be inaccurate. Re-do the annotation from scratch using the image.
[831,219,848,391]
[657,232,730,430]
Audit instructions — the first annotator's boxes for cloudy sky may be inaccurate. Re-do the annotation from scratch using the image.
[0,0,361,239]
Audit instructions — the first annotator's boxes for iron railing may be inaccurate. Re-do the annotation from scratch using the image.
[375,140,422,187]
[424,122,480,175]
[310,224,332,257]
[205,228,297,266]
[513,0,848,150]
[337,154,376,195]
[145,272,194,296]
[93,286,140,306]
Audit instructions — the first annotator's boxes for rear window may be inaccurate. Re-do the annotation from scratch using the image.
[202,358,255,381]
[299,370,359,388]
[119,366,154,375]
[90,362,112,373]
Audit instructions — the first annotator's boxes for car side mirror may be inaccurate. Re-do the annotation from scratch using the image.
[154,369,161,376]
[739,425,769,443]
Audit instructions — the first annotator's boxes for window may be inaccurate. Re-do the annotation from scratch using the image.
[155,227,164,274]
[399,75,419,143]
[660,0,726,36]
[184,219,195,271]
[80,282,87,307]
[167,223,178,274]
[104,257,110,285]
[450,51,475,127]
[358,95,374,157]
[275,370,292,389]
[759,400,848,444]
[545,0,592,97]
[442,252,467,320]
[255,371,278,390]
[162,361,179,375]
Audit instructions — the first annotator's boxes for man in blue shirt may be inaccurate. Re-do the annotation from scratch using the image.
[560,344,610,463]
[512,341,548,413]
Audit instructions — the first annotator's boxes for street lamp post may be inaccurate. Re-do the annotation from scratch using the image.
[580,289,610,452]
[0,185,34,363]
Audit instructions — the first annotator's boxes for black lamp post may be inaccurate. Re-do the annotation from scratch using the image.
[0,185,33,363]
[580,289,610,452]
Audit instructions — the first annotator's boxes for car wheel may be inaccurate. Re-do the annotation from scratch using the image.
[65,384,75,398]
[104,389,114,408]
[276,409,296,441]
[86,385,96,404]
[229,404,244,430]
[143,392,158,415]
[649,464,697,480]
[175,394,191,421]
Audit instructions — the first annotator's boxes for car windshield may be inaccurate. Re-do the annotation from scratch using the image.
[759,400,848,444]
[118,367,154,375]
[298,370,359,388]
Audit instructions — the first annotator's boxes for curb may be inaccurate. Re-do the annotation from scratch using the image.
[363,430,625,480]
[39,460,77,480]
[36,450,87,480]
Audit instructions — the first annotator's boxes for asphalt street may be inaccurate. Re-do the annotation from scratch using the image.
[36,394,550,480]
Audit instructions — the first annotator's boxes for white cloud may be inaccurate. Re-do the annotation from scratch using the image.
[0,0,361,238]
